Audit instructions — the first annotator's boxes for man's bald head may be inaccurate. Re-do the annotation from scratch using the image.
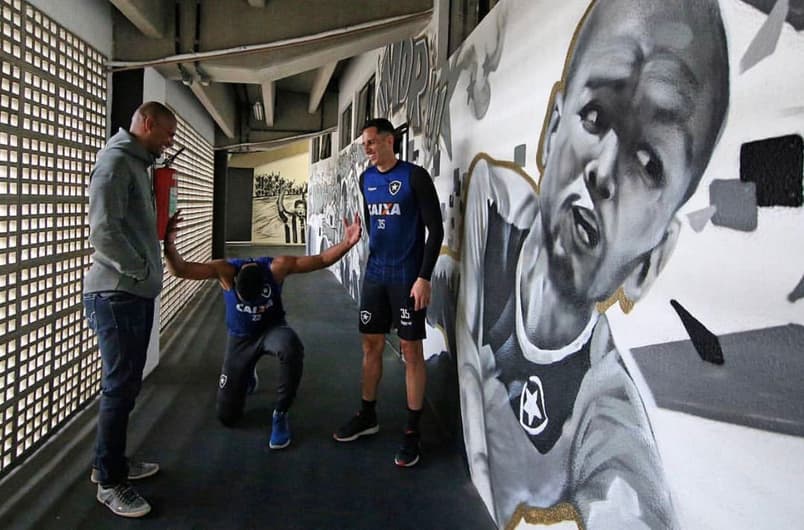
[129,101,177,156]
[535,0,732,304]
[564,0,730,201]
[131,101,175,130]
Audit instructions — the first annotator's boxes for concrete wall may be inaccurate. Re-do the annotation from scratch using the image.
[309,0,804,528]
[27,0,113,55]
[337,49,382,152]
[143,68,216,144]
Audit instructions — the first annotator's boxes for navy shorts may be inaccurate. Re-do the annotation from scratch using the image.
[359,278,426,340]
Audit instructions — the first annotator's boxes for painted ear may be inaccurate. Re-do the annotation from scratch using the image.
[538,90,563,169]
[622,217,681,303]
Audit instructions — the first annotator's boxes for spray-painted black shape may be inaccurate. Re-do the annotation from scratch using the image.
[740,134,803,207]
[670,299,725,365]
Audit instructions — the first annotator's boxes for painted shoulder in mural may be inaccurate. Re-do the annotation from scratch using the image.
[441,0,729,527]
[310,0,804,527]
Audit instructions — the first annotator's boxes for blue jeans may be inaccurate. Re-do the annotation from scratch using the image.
[84,292,154,485]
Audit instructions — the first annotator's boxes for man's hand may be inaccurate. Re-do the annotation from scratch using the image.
[410,277,431,312]
[342,213,362,248]
[164,209,183,245]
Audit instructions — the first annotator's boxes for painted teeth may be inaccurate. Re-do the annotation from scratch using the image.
[554,234,566,257]
[577,224,590,245]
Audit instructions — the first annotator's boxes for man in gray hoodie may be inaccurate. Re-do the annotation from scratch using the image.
[83,101,176,518]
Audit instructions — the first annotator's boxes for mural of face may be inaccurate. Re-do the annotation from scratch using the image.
[538,0,728,305]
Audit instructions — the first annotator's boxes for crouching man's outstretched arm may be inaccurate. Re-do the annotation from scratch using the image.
[162,210,362,286]
[269,213,361,282]
[163,209,236,289]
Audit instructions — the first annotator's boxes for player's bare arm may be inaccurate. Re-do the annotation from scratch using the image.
[163,210,235,290]
[270,213,362,283]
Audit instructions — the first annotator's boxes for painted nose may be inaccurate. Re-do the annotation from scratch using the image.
[583,130,617,200]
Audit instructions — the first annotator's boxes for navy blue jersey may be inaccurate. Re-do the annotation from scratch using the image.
[360,160,443,286]
[223,257,286,336]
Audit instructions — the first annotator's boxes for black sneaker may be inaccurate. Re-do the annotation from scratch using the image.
[333,411,379,442]
[394,430,421,467]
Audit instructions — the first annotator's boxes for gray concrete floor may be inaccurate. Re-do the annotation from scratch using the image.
[15,245,492,530]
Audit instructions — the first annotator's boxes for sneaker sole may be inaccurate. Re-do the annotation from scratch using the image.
[269,438,291,450]
[90,464,160,484]
[332,424,380,442]
[96,495,151,518]
[394,454,420,468]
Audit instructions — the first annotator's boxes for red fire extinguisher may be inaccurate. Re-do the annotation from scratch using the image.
[154,147,184,240]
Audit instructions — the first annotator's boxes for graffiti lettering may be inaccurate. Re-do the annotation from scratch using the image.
[378,36,448,166]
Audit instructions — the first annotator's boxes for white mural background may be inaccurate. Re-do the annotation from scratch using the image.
[308,0,804,528]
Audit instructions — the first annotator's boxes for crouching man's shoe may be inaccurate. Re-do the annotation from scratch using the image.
[270,410,291,449]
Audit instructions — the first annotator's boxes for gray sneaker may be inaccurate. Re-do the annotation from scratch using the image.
[90,461,159,484]
[96,483,151,518]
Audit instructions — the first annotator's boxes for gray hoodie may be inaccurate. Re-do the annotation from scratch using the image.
[83,128,163,298]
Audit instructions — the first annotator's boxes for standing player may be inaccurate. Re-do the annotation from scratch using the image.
[333,118,444,468]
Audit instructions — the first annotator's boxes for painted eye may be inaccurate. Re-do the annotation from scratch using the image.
[579,104,607,135]
[636,147,664,186]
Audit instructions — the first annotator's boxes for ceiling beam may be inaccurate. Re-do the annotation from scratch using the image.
[109,0,167,39]
[178,18,425,85]
[189,82,238,139]
[260,80,275,127]
[308,61,337,114]
[108,10,432,71]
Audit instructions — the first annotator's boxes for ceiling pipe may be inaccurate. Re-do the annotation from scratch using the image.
[216,126,337,151]
[107,10,433,71]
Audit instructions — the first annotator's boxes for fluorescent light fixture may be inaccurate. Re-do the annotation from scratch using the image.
[252,100,264,121]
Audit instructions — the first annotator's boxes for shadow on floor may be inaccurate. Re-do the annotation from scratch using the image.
[30,246,493,530]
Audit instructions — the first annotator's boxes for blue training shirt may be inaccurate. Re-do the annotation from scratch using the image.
[223,257,286,336]
[361,160,442,286]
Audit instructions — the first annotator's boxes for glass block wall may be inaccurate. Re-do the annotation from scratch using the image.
[0,0,105,478]
[158,113,214,331]
[0,0,215,479]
